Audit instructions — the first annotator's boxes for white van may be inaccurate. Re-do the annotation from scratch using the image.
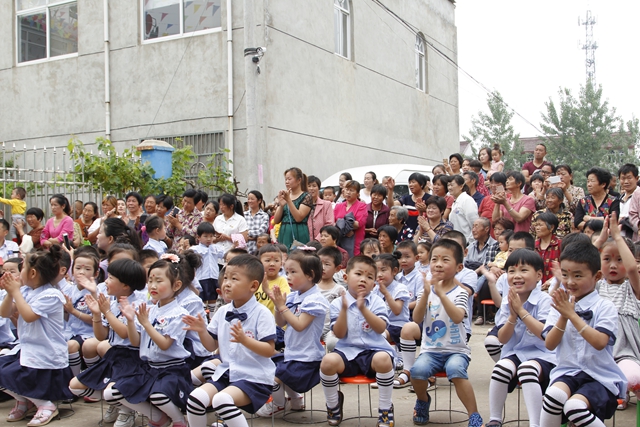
[322,164,434,197]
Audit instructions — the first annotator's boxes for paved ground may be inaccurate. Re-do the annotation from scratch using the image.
[0,324,635,426]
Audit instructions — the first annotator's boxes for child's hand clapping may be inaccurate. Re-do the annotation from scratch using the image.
[551,288,575,319]
[0,271,21,295]
[119,297,136,322]
[135,303,151,326]
[508,287,524,317]
[63,295,75,313]
[76,274,97,295]
[229,321,247,344]
[182,313,208,333]
[85,294,101,316]
[269,286,287,310]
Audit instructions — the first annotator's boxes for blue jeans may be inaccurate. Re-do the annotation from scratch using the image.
[411,352,470,381]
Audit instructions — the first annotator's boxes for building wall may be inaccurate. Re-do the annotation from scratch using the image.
[0,0,458,200]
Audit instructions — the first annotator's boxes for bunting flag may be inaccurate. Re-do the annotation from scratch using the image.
[145,0,150,5]
[193,4,201,13]
[199,16,207,25]
[161,12,168,21]
[186,1,193,7]
[166,23,173,29]
[206,2,214,10]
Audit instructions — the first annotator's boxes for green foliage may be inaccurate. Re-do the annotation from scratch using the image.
[463,90,527,171]
[197,149,238,196]
[540,81,639,189]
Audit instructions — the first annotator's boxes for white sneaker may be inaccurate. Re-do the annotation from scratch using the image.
[255,398,290,417]
[103,405,119,423]
[290,395,305,411]
[114,410,135,427]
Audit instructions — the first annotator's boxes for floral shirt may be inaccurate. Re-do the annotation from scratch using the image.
[574,194,620,229]
[530,209,574,239]
[416,220,454,245]
[565,185,586,214]
[171,208,203,240]
[535,236,561,283]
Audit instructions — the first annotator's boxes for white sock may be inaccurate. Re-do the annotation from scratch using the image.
[272,383,286,407]
[186,387,211,427]
[150,393,183,423]
[320,372,340,409]
[400,339,416,372]
[69,351,82,377]
[540,385,568,426]
[517,361,543,427]
[489,358,516,421]
[200,360,217,381]
[376,369,394,410]
[27,398,54,408]
[84,355,101,367]
[283,384,302,402]
[70,387,101,401]
[484,334,502,362]
[212,392,248,427]
[564,399,605,427]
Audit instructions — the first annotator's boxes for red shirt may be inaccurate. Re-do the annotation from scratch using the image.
[536,236,561,283]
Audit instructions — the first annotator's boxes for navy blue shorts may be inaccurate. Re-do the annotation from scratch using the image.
[552,372,618,421]
[77,346,144,391]
[198,278,219,302]
[276,360,321,393]
[387,325,402,345]
[334,349,392,379]
[487,325,499,337]
[502,355,555,393]
[208,371,272,414]
[69,334,85,349]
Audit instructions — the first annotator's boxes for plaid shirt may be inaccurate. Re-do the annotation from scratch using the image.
[172,208,203,240]
[465,236,498,269]
[536,236,561,283]
[244,209,270,255]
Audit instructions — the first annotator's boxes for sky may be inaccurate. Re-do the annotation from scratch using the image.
[455,1,640,143]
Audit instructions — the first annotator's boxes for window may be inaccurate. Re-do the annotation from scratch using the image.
[415,34,426,91]
[16,0,78,64]
[334,0,350,59]
[143,0,222,41]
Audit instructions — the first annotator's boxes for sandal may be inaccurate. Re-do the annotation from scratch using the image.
[393,370,411,388]
[26,406,58,427]
[7,401,35,422]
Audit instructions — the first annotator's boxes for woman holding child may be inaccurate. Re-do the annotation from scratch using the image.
[274,167,314,250]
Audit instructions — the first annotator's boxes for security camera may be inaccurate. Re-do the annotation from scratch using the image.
[252,56,260,63]
[257,47,266,53]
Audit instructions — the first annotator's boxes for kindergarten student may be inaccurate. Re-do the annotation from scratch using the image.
[486,249,556,427]
[0,247,74,425]
[257,250,329,416]
[0,219,19,261]
[540,242,627,426]
[320,255,396,427]
[142,215,168,256]
[256,245,290,315]
[317,246,346,352]
[0,186,27,239]
[403,239,483,426]
[192,222,225,312]
[395,240,422,314]
[360,238,382,259]
[184,254,277,427]
[69,259,148,426]
[103,253,199,427]
[415,241,431,275]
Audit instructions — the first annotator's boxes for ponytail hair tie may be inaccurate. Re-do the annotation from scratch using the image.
[141,226,146,232]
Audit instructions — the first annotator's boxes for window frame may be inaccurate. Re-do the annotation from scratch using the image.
[415,34,426,92]
[334,0,351,59]
[140,0,223,45]
[15,0,78,66]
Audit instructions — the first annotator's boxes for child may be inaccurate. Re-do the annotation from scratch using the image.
[533,211,561,284]
[69,259,148,426]
[139,249,160,276]
[103,253,199,427]
[143,215,168,256]
[317,247,346,352]
[256,233,271,252]
[0,219,19,261]
[415,241,431,275]
[0,187,27,239]
[592,213,640,409]
[404,239,483,426]
[486,249,556,427]
[360,238,381,259]
[320,225,349,269]
[257,250,330,416]
[0,259,19,354]
[3,257,22,279]
[256,245,290,315]
[540,241,627,426]
[320,255,396,427]
[192,222,225,313]
[488,144,504,178]
[183,254,276,427]
[0,247,74,425]
[487,230,512,271]
[395,240,422,315]
[323,187,336,205]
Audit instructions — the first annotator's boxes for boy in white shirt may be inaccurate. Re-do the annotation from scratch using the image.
[191,222,225,314]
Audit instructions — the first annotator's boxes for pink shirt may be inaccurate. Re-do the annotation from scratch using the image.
[334,200,367,255]
[500,194,536,233]
[308,198,335,241]
[40,216,74,245]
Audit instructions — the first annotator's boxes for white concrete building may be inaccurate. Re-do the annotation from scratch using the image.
[0,0,459,198]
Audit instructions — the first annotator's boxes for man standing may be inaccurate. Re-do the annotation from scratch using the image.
[620,163,640,240]
[521,143,551,190]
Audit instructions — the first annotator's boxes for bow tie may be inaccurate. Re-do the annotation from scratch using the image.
[225,311,248,323]
[575,310,593,321]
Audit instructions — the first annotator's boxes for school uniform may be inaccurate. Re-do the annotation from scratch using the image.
[116,300,193,410]
[143,237,167,256]
[192,243,224,302]
[0,284,74,401]
[77,291,148,390]
[177,287,213,368]
[542,290,627,421]
[0,239,19,261]
[207,297,277,413]
[373,281,410,344]
[396,268,423,303]
[61,283,95,344]
[0,290,17,348]
[330,291,396,378]
[276,286,329,393]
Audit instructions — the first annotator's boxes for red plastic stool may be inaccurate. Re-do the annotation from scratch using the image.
[339,375,377,426]
[430,371,469,425]
[480,299,496,325]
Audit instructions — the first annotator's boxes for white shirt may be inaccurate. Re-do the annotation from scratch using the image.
[61,283,94,340]
[449,192,479,243]
[0,290,16,345]
[417,284,470,355]
[0,239,20,261]
[136,299,191,364]
[283,286,329,362]
[103,291,147,347]
[192,243,225,281]
[177,287,211,357]
[143,238,167,256]
[213,213,248,253]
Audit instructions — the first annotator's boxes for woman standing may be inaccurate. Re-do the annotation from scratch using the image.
[335,172,352,203]
[213,193,249,253]
[359,171,378,204]
[431,175,453,220]
[201,200,219,226]
[448,175,479,243]
[553,164,585,214]
[529,188,574,239]
[477,147,492,179]
[167,189,203,241]
[274,167,313,250]
[75,202,98,244]
[306,176,334,242]
[574,167,620,231]
[244,190,270,255]
[124,192,144,229]
[491,171,536,234]
[364,184,390,238]
[41,194,74,249]
[333,180,367,256]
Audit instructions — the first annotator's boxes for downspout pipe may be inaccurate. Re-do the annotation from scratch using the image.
[227,0,234,174]
[104,0,111,138]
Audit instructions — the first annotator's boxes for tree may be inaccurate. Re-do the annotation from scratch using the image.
[464,90,527,171]
[540,81,639,189]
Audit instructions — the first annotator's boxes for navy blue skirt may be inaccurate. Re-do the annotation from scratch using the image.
[208,371,272,414]
[76,346,144,391]
[275,360,321,394]
[116,361,193,410]
[183,338,211,370]
[0,352,74,401]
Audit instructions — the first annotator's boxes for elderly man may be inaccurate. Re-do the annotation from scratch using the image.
[465,217,499,325]
[463,171,485,207]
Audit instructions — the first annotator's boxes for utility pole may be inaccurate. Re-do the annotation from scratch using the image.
[243,0,260,191]
[578,10,598,84]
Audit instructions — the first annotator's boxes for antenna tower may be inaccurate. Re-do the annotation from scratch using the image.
[579,10,598,84]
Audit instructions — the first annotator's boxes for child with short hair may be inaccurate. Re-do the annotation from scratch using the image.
[486,249,556,427]
[320,255,396,427]
[415,241,431,275]
[0,219,19,261]
[0,187,27,239]
[487,230,512,271]
[406,239,483,426]
[0,258,21,354]
[139,249,160,276]
[540,242,627,426]
[320,225,348,269]
[184,254,277,427]
[360,238,381,259]
[142,215,168,256]
[317,247,346,352]
[192,222,225,313]
[395,240,422,314]
[256,245,290,315]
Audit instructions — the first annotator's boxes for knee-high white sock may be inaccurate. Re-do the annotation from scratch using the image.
[212,392,248,427]
[517,361,543,427]
[272,383,286,407]
[283,384,302,401]
[200,360,217,381]
[399,339,417,372]
[564,399,605,427]
[376,369,395,411]
[103,386,123,408]
[150,393,184,423]
[69,351,82,377]
[27,398,54,408]
[540,385,568,427]
[84,355,100,368]
[484,334,502,362]
[70,387,101,401]
[489,359,516,422]
[186,387,211,427]
[106,387,155,419]
[320,372,340,409]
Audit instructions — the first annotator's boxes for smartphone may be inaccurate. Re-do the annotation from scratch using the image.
[171,207,180,217]
[63,233,71,250]
[548,176,561,185]
[496,185,505,193]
